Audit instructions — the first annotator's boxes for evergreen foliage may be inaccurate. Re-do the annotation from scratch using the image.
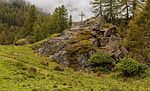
[89,53,114,72]
[124,0,150,63]
[0,0,71,44]
[46,5,71,34]
[0,31,7,45]
[116,57,147,77]
[23,5,36,36]
[68,15,73,28]
[90,0,145,22]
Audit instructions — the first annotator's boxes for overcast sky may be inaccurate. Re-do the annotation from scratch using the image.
[25,0,94,21]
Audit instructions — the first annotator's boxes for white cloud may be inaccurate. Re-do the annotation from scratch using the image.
[25,0,94,21]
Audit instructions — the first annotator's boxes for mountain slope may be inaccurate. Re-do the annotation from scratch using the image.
[0,45,150,91]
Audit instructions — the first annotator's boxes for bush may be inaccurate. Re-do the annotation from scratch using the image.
[89,53,113,65]
[115,57,147,77]
[88,53,114,72]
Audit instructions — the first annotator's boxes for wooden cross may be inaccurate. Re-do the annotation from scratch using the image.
[79,11,85,23]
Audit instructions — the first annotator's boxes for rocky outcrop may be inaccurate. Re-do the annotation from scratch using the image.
[37,17,127,70]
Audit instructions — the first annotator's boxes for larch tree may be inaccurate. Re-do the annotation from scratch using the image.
[90,0,104,17]
[125,0,150,63]
[91,0,120,21]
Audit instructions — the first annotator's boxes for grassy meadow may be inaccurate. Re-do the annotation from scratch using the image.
[0,45,149,91]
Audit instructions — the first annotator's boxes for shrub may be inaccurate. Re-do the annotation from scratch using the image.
[89,53,114,72]
[115,57,147,77]
[89,53,113,65]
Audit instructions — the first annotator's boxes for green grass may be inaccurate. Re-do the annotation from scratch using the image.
[28,33,60,49]
[0,45,150,91]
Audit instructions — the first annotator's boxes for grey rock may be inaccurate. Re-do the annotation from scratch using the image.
[104,26,116,37]
[100,37,109,46]
[37,17,125,70]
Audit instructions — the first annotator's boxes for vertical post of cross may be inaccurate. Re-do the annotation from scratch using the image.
[79,11,85,24]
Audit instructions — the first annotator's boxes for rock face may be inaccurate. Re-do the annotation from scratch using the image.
[37,17,127,70]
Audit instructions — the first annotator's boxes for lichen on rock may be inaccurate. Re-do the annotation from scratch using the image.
[37,17,127,70]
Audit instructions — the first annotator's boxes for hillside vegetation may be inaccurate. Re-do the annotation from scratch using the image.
[0,45,150,91]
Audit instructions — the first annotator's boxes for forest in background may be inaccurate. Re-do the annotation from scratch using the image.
[0,0,72,44]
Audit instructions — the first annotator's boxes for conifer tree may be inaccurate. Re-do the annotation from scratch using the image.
[0,31,7,45]
[68,15,72,28]
[47,5,69,33]
[119,0,145,20]
[90,0,103,17]
[121,0,130,20]
[125,0,150,63]
[32,17,42,42]
[91,0,120,21]
[23,5,36,36]
[58,5,68,32]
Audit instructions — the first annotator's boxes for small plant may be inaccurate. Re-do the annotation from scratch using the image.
[115,57,147,77]
[88,53,114,72]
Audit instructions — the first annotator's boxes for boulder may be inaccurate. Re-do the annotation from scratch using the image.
[37,17,126,70]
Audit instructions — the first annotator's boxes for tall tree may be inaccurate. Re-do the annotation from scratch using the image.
[125,0,150,63]
[47,5,69,33]
[119,0,145,20]
[23,5,36,36]
[32,21,42,42]
[58,5,69,32]
[90,0,103,17]
[32,15,44,42]
[0,31,7,45]
[68,15,73,28]
[121,0,130,20]
[91,0,119,21]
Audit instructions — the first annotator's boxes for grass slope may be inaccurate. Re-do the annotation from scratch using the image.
[0,45,150,91]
